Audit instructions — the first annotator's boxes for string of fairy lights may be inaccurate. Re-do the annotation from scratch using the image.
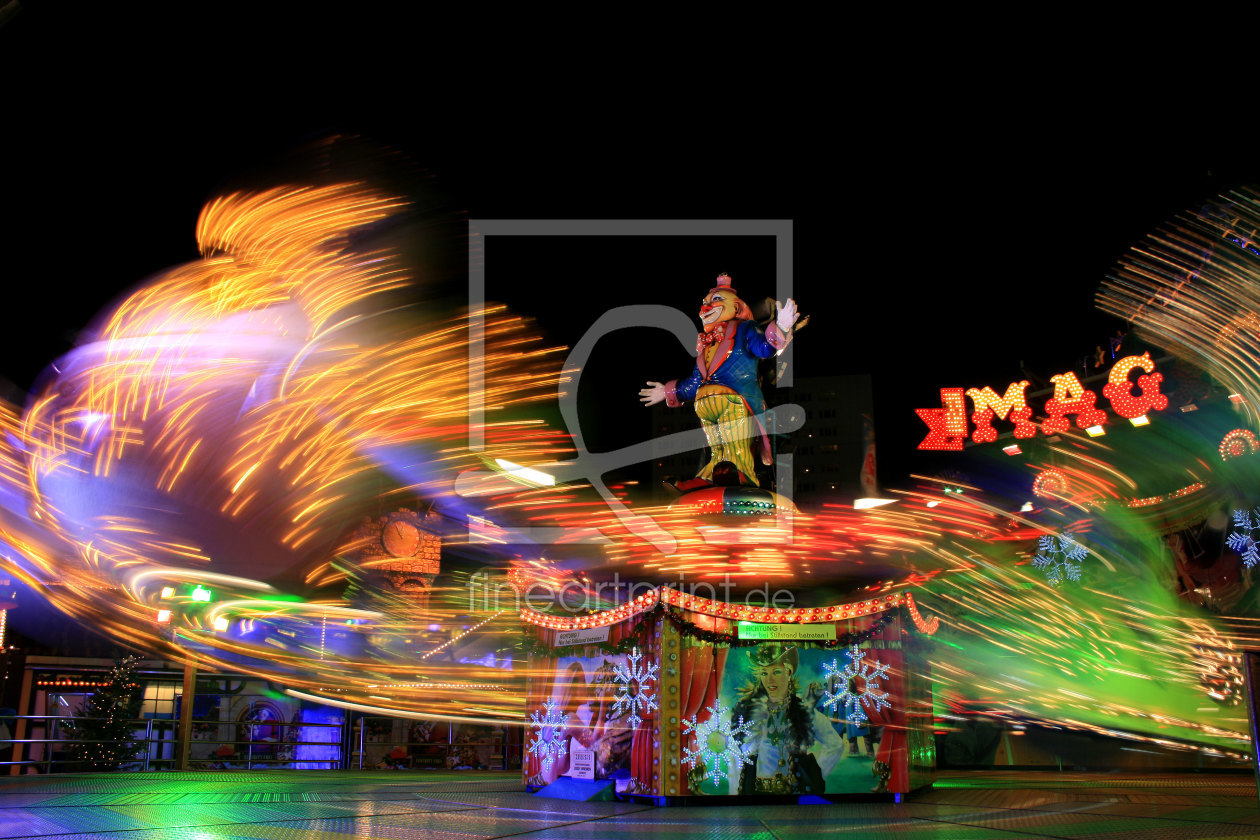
[519,587,940,638]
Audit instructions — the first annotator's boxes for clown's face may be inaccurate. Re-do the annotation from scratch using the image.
[757,663,793,704]
[699,289,738,330]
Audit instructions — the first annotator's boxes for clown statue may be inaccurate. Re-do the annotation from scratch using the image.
[639,273,800,489]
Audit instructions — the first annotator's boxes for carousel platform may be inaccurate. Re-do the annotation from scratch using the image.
[0,768,1258,838]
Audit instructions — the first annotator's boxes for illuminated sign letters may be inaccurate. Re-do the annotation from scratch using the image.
[916,353,1167,450]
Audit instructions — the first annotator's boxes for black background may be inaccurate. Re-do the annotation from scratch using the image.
[3,6,1258,488]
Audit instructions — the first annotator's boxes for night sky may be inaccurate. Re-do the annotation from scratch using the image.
[4,7,1260,490]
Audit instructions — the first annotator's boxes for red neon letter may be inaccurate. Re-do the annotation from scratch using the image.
[966,381,1036,443]
[1102,352,1168,418]
[1042,372,1107,433]
[916,388,968,450]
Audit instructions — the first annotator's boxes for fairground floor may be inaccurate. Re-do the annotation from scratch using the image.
[1,768,1258,839]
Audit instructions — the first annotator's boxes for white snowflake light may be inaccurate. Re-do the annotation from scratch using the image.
[612,647,659,729]
[822,644,891,725]
[1227,507,1260,568]
[1032,533,1088,585]
[527,699,569,772]
[680,698,754,785]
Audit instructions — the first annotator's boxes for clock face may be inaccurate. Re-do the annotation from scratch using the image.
[382,519,422,557]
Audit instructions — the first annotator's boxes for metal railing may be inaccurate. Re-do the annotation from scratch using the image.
[5,715,177,773]
[4,715,345,773]
[352,716,516,771]
[3,713,520,773]
[185,718,345,770]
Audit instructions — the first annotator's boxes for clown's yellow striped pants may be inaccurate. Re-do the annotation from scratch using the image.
[693,384,757,484]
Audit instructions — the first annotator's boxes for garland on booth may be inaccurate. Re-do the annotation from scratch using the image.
[516,604,661,657]
[519,602,932,655]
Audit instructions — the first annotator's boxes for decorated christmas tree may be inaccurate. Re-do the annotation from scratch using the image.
[62,656,144,771]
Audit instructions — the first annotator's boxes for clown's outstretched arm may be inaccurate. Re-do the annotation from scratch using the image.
[641,372,698,408]
[776,298,800,333]
[643,362,703,408]
[756,298,802,354]
[639,381,666,406]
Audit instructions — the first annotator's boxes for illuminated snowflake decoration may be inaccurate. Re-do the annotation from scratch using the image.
[1227,508,1260,568]
[1032,533,1088,585]
[527,699,569,772]
[680,698,754,785]
[822,644,891,725]
[612,647,659,729]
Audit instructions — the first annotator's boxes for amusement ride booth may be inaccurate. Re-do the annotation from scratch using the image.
[517,273,941,801]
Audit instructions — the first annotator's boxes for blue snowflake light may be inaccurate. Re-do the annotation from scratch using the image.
[527,699,569,772]
[612,647,659,730]
[680,698,754,785]
[1032,533,1088,585]
[822,644,891,725]
[1227,508,1260,568]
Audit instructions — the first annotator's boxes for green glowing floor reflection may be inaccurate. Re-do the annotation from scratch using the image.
[0,769,1256,839]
